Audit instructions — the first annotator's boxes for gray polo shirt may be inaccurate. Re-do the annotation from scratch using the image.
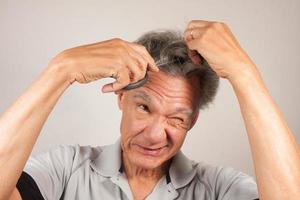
[24,139,259,200]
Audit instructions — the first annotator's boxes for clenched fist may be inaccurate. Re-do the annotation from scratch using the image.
[184,20,256,81]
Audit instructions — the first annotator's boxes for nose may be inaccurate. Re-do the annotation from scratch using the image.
[144,116,167,144]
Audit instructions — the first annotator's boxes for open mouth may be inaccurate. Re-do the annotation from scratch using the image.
[134,144,166,157]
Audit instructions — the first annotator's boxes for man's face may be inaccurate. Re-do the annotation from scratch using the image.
[118,71,200,169]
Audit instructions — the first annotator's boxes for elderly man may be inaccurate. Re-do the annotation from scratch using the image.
[0,20,299,200]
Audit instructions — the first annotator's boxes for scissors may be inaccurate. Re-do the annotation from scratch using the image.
[122,53,205,91]
[122,61,171,90]
[122,71,149,90]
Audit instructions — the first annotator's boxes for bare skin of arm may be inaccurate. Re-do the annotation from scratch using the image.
[2,65,70,200]
[184,20,300,199]
[0,39,158,200]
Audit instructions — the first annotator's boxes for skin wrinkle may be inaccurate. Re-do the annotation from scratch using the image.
[118,71,200,182]
[133,91,193,118]
[133,92,152,103]
[144,72,197,108]
[115,69,205,200]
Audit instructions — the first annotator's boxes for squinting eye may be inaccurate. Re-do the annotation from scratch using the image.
[168,118,181,126]
[172,117,184,124]
[138,104,149,112]
[168,117,189,130]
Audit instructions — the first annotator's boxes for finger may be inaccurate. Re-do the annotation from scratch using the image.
[102,69,130,93]
[184,27,206,42]
[185,37,203,51]
[114,90,123,95]
[126,58,145,83]
[129,45,149,71]
[187,49,203,65]
[184,31,206,65]
[131,43,159,72]
[186,20,212,29]
[126,46,148,79]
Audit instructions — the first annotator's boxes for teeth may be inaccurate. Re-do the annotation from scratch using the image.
[145,147,161,151]
[136,144,165,151]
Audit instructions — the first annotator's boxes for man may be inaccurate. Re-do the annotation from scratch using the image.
[0,20,299,200]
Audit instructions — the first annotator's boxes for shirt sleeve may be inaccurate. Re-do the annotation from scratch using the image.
[23,145,77,200]
[214,166,259,200]
[17,171,44,200]
[196,162,259,200]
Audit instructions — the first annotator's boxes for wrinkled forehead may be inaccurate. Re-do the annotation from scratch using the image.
[127,71,200,110]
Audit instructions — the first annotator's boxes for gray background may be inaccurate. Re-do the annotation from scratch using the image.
[0,0,299,178]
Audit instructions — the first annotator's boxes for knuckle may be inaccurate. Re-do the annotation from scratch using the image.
[112,38,127,48]
[212,21,225,29]
[188,20,196,27]
[211,22,218,28]
[136,44,147,52]
[130,42,139,47]
[219,21,227,26]
[140,45,147,51]
[112,38,123,43]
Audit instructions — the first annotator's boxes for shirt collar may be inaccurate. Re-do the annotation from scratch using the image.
[90,139,122,177]
[90,139,197,189]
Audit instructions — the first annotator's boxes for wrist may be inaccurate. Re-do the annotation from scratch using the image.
[46,53,75,85]
[228,62,261,87]
[43,61,72,89]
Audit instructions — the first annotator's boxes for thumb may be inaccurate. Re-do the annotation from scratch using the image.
[101,72,130,93]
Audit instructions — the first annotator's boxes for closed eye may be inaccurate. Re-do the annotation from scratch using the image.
[168,117,190,130]
[173,117,184,122]
[169,117,184,125]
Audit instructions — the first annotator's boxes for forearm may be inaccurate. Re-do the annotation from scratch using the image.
[229,64,300,200]
[0,64,70,199]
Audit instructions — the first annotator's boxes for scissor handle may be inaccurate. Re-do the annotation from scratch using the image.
[123,72,149,90]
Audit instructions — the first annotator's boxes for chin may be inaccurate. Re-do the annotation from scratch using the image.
[128,150,170,170]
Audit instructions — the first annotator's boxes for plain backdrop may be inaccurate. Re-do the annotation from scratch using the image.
[0,0,299,178]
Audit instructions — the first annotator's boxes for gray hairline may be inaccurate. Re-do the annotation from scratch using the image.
[135,29,219,111]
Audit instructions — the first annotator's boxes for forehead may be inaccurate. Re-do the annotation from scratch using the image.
[127,71,200,111]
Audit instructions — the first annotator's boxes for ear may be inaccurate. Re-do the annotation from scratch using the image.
[117,91,125,110]
[188,111,199,130]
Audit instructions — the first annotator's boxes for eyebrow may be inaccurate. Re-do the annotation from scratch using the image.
[133,92,194,117]
[169,108,194,117]
[133,92,152,103]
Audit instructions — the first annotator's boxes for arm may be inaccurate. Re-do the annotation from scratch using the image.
[0,65,70,200]
[0,38,158,200]
[229,64,300,199]
[184,20,300,199]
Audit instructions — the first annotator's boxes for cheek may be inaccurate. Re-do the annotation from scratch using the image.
[167,128,187,148]
[120,109,147,138]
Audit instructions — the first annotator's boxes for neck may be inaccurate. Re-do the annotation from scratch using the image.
[122,152,170,182]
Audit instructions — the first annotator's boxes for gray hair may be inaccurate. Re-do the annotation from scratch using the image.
[135,30,219,110]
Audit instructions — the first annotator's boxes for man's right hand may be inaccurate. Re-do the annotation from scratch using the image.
[0,38,158,200]
[49,38,159,93]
